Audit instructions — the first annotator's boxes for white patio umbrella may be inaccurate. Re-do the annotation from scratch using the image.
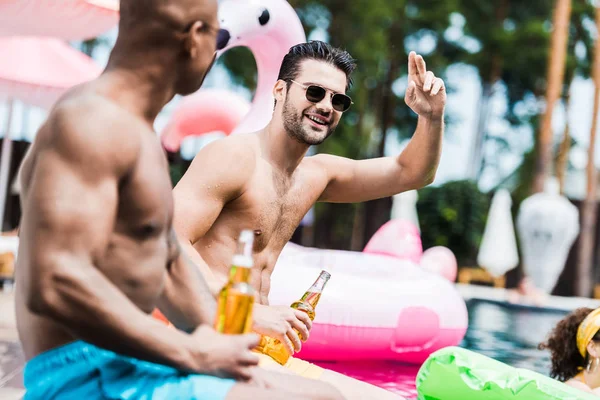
[477,189,520,277]
[0,0,119,41]
[516,177,580,294]
[0,36,102,230]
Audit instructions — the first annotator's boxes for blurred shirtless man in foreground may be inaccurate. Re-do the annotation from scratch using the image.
[14,1,342,399]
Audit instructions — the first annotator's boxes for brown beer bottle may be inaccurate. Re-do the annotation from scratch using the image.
[214,230,256,334]
[258,270,331,365]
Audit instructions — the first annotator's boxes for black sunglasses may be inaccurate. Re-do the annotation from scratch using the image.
[290,80,353,112]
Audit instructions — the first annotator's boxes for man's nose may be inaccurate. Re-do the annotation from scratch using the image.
[315,95,333,113]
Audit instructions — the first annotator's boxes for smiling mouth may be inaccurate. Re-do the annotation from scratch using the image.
[305,115,329,126]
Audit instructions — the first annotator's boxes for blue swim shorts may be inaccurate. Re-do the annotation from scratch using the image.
[23,341,236,400]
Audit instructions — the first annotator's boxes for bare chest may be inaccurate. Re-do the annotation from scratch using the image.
[232,169,320,253]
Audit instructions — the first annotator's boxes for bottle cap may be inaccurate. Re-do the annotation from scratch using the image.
[239,229,254,242]
[232,254,253,268]
[233,229,255,268]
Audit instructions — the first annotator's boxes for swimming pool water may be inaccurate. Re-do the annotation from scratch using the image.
[316,299,569,399]
[460,300,568,373]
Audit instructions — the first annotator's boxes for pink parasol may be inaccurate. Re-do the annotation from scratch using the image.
[0,36,103,108]
[0,0,119,41]
[0,36,102,229]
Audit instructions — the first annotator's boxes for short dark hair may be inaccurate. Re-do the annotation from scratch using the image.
[277,41,357,90]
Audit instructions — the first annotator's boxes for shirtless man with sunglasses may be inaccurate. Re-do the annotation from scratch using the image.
[173,40,446,399]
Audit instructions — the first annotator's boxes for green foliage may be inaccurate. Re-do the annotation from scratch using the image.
[417,180,490,265]
[219,46,258,90]
[458,1,595,184]
[286,1,466,247]
[169,162,186,187]
[211,0,597,251]
[313,202,357,250]
[290,0,464,151]
[78,37,113,57]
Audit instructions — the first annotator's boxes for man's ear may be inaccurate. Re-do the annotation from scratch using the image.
[184,21,204,59]
[273,80,287,103]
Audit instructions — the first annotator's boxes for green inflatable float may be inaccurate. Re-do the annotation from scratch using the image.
[416,346,597,400]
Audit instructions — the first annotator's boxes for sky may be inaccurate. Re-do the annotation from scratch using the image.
[0,19,598,199]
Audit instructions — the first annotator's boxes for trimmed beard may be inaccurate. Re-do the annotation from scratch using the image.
[282,96,335,146]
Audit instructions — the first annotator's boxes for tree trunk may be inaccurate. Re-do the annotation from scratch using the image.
[556,91,571,194]
[532,0,572,193]
[575,4,600,298]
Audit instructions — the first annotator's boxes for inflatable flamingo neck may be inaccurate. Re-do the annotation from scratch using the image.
[217,0,306,135]
[160,0,307,153]
[232,42,281,134]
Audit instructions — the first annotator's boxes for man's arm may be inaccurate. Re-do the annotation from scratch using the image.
[172,136,255,295]
[24,103,258,378]
[155,233,220,331]
[317,51,445,203]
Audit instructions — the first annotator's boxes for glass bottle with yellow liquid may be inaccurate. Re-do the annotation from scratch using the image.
[256,270,331,365]
[214,230,256,334]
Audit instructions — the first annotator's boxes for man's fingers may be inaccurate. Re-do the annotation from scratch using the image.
[242,333,261,349]
[239,350,260,366]
[408,51,417,76]
[290,316,310,342]
[423,71,435,92]
[280,333,295,355]
[287,328,302,352]
[294,309,312,330]
[417,55,427,76]
[431,78,445,95]
[405,81,417,102]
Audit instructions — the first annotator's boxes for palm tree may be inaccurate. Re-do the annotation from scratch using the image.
[532,0,572,193]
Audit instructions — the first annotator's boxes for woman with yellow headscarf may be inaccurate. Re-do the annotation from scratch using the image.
[540,307,600,395]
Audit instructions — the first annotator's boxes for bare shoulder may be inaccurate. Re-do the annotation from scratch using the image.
[304,153,349,175]
[185,133,258,180]
[298,153,338,186]
[43,93,142,175]
[308,153,341,166]
[174,133,259,204]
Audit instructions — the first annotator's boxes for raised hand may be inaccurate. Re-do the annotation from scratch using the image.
[405,51,446,119]
[252,303,312,354]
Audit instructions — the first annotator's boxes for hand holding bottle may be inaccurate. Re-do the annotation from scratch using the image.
[252,303,312,354]
[256,270,331,365]
[185,325,260,380]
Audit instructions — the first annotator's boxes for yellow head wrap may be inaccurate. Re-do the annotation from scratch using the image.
[577,308,600,358]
